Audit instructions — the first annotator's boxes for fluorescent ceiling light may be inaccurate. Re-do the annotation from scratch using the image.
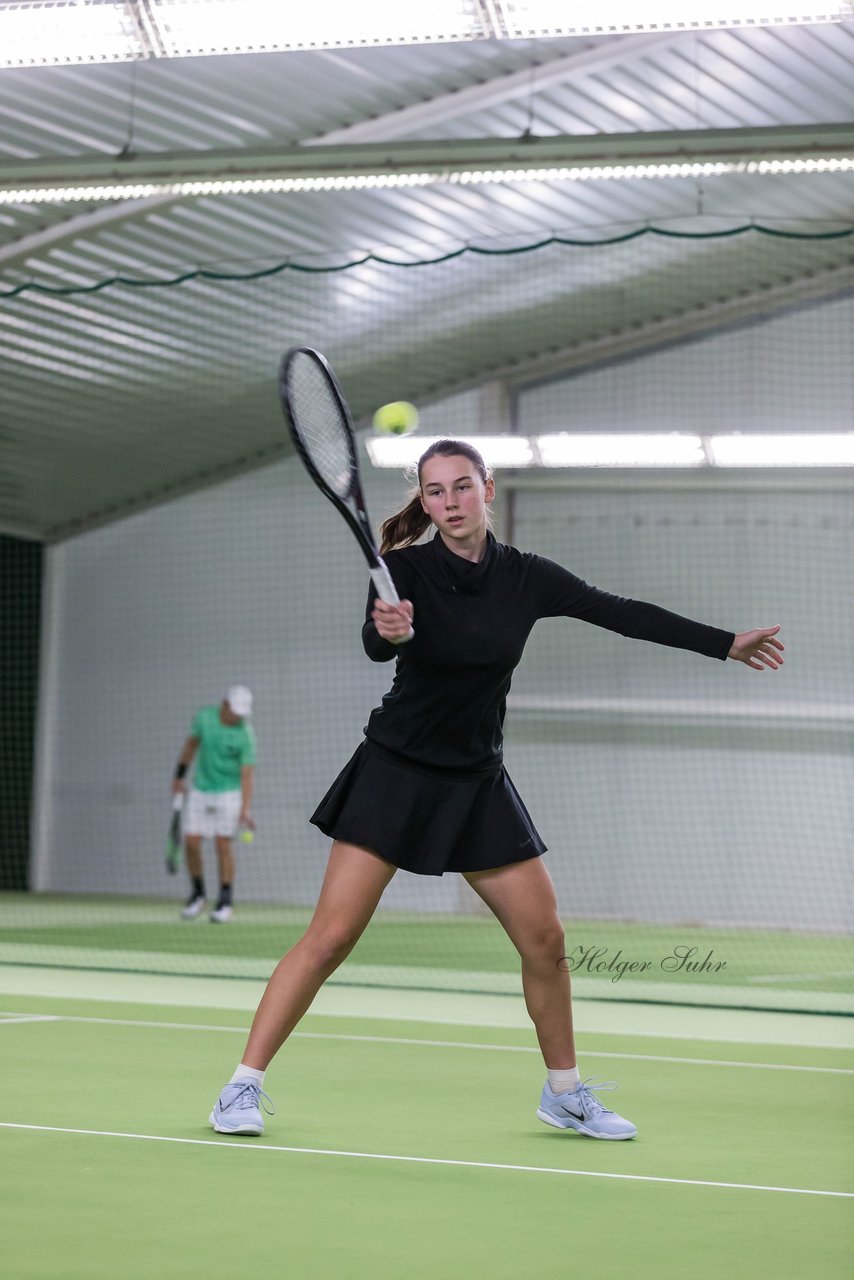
[709,433,854,466]
[153,0,481,56]
[4,155,853,207]
[0,1,848,69]
[0,2,140,68]
[536,433,705,467]
[367,433,854,470]
[366,435,535,469]
[499,2,850,37]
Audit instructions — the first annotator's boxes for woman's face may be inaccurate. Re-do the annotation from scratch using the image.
[419,453,494,545]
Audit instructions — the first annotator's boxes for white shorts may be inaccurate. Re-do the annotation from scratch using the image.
[184,788,241,839]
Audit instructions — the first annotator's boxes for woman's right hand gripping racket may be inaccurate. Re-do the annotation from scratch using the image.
[278,347,413,642]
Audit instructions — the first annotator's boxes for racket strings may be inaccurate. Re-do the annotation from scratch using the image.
[287,354,353,500]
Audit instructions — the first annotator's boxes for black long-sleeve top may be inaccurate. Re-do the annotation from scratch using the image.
[362,532,734,773]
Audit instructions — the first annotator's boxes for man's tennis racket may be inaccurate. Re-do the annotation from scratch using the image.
[279,347,412,634]
[165,794,183,874]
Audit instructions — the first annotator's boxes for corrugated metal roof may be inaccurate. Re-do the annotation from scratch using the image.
[5,27,853,160]
[1,24,853,538]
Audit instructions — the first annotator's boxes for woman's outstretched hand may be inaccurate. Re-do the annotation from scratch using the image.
[728,625,784,671]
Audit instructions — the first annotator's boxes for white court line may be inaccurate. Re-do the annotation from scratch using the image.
[1,1123,850,1199]
[2,1012,852,1075]
[0,1014,59,1025]
[295,1031,854,1075]
[750,971,854,985]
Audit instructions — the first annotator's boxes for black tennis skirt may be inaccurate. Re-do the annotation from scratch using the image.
[310,738,547,877]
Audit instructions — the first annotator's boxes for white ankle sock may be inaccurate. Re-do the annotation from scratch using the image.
[230,1063,265,1086]
[547,1066,580,1094]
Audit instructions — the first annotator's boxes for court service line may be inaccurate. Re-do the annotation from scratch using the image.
[297,1031,854,1075]
[0,1014,59,1024]
[750,971,854,985]
[2,1124,850,1199]
[2,1012,851,1075]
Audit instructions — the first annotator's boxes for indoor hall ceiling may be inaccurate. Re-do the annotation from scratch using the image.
[1,21,853,540]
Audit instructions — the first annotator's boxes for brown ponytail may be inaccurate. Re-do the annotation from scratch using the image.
[380,493,431,555]
[379,438,491,555]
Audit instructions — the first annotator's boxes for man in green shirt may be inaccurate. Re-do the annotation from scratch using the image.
[172,685,257,923]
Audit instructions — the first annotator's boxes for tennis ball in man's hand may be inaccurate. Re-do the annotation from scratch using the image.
[372,401,419,435]
[239,829,255,844]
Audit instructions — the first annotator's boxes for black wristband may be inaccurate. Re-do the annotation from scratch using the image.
[174,762,188,779]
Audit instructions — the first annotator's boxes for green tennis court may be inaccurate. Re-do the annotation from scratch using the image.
[3,895,852,1012]
[2,967,851,1280]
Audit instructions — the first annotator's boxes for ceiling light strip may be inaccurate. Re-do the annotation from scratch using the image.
[496,1,851,39]
[0,1,849,68]
[3,156,853,207]
[366,433,854,469]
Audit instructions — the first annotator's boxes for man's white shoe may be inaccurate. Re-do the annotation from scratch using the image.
[181,895,206,920]
[210,904,233,924]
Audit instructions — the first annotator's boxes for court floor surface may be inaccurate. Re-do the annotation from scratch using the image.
[1,967,852,1280]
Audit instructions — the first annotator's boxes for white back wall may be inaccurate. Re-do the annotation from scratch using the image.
[518,295,854,433]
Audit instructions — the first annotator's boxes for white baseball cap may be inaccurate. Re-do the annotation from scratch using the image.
[226,685,253,717]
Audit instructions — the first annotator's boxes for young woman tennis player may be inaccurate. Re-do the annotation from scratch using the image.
[210,439,784,1140]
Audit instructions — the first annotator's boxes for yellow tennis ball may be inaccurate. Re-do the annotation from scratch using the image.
[239,829,255,844]
[372,401,419,436]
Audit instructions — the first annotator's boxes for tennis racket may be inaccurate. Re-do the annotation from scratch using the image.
[279,347,412,638]
[165,793,183,874]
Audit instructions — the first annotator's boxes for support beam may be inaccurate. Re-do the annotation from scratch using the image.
[313,32,680,144]
[2,125,852,190]
[477,382,513,434]
[0,196,178,271]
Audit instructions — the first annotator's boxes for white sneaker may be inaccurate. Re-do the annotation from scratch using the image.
[209,1079,274,1136]
[537,1078,637,1140]
[210,904,233,924]
[181,894,206,920]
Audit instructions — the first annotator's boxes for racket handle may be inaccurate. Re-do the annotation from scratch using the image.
[370,559,414,644]
[172,793,184,812]
[370,559,400,604]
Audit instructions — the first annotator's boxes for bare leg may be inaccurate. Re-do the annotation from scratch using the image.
[214,836,235,889]
[184,834,203,881]
[241,842,396,1070]
[465,858,575,1069]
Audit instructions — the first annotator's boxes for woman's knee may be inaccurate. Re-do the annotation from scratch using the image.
[300,924,362,973]
[519,918,567,967]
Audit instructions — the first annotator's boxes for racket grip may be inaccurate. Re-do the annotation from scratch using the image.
[371,559,414,644]
[172,793,184,812]
[370,559,400,604]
